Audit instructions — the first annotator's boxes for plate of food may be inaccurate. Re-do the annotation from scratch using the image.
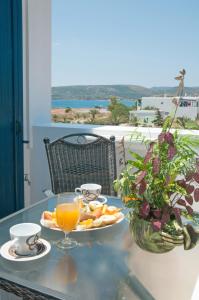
[40,200,125,232]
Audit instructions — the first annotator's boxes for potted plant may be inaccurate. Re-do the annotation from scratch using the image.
[114,108,199,253]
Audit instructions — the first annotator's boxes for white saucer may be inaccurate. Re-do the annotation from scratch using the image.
[0,239,51,262]
[83,195,107,204]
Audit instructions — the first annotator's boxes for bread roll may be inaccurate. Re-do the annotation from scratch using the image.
[114,212,124,221]
[92,218,103,228]
[106,206,121,214]
[43,219,57,229]
[99,215,117,226]
[80,212,96,221]
[89,201,103,211]
[43,211,53,220]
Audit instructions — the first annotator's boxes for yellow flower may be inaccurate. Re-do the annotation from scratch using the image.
[123,196,141,203]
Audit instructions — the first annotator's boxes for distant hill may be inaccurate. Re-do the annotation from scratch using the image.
[151,86,199,96]
[52,85,199,100]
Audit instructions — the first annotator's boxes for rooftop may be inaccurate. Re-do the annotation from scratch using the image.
[142,96,199,101]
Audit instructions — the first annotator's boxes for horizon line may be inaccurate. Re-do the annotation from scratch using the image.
[52,84,199,88]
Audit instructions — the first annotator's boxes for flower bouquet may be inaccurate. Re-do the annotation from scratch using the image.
[114,111,199,253]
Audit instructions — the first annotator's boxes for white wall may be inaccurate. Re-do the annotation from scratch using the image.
[142,97,174,113]
[142,97,198,120]
[130,110,168,125]
[23,0,51,206]
[176,107,198,120]
[25,0,51,129]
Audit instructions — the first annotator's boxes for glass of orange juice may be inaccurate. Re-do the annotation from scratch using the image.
[56,193,80,249]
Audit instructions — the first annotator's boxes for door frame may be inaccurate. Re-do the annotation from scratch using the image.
[12,0,24,210]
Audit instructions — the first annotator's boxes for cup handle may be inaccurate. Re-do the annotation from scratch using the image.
[75,188,81,194]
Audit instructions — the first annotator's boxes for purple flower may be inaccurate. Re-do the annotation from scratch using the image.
[176,179,186,188]
[194,188,199,202]
[151,220,162,232]
[144,151,152,164]
[193,173,199,184]
[149,142,155,151]
[161,211,170,226]
[168,145,177,160]
[177,199,186,207]
[172,207,182,224]
[139,180,147,195]
[135,171,146,184]
[185,195,193,205]
[158,132,166,144]
[152,209,161,219]
[164,132,174,144]
[144,142,155,164]
[186,184,194,194]
[139,201,150,219]
[152,157,160,175]
[185,172,194,182]
[186,206,193,215]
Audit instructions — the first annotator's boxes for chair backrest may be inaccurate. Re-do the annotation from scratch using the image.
[43,133,117,196]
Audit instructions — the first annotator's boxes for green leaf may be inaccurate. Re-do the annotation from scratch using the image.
[162,116,172,132]
[129,151,144,161]
[162,192,170,203]
[129,160,145,170]
[154,178,164,185]
[113,180,120,192]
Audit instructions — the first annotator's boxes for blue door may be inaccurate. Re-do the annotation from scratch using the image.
[0,0,24,217]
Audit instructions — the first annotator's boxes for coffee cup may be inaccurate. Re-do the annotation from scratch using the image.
[10,223,41,256]
[75,183,102,202]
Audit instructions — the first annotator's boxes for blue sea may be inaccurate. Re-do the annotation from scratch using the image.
[52,99,136,109]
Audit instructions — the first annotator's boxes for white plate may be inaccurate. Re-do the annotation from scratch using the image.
[40,213,125,232]
[0,238,51,262]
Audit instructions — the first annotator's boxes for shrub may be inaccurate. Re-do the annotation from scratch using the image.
[65,107,71,113]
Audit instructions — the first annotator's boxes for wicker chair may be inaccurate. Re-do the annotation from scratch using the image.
[43,133,117,196]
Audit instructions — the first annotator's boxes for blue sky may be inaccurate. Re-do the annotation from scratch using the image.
[52,0,199,87]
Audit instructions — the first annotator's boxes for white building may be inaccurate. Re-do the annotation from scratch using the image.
[129,110,168,125]
[141,96,199,120]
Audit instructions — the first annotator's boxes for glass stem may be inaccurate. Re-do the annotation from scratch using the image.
[64,231,69,241]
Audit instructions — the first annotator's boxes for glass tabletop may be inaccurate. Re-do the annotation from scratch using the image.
[0,194,199,300]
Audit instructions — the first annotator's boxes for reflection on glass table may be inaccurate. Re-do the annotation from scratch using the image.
[0,194,199,300]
